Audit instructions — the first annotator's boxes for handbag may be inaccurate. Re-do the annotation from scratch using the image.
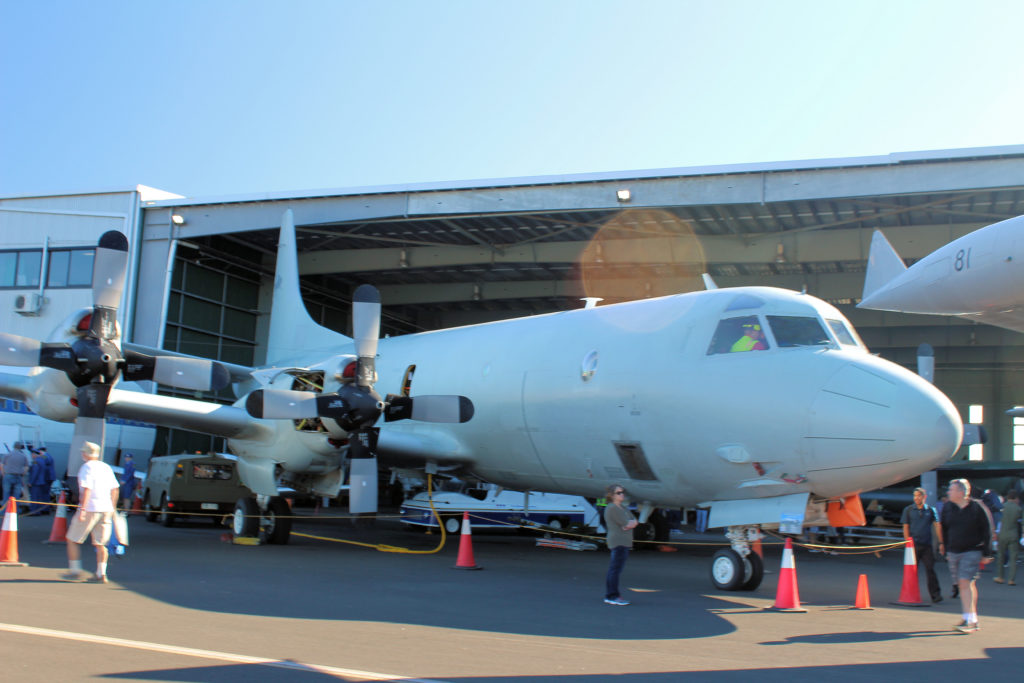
[112,512,129,546]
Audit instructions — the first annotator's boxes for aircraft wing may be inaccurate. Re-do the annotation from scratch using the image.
[122,343,255,385]
[105,388,273,442]
[0,371,33,403]
[961,309,1024,335]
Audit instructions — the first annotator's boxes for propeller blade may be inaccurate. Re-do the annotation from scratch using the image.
[0,332,43,366]
[352,284,381,387]
[348,429,379,514]
[89,231,129,340]
[123,351,231,391]
[66,412,107,478]
[77,383,114,419]
[384,394,475,423]
[38,342,79,374]
[245,389,320,419]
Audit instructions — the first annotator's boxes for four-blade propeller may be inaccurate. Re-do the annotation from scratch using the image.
[244,284,474,513]
[0,231,230,474]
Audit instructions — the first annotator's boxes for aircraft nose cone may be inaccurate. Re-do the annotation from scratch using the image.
[805,360,962,494]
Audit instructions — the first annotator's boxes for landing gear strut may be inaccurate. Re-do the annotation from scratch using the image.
[709,525,764,591]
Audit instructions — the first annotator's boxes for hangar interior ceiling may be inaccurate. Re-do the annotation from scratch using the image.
[170,186,1024,338]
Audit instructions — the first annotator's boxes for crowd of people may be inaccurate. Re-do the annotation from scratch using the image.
[901,478,1024,633]
[0,442,137,515]
[1,442,56,515]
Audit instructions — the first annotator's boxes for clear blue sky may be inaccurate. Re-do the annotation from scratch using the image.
[2,0,1022,200]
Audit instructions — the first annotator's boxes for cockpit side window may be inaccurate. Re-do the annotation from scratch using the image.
[827,319,860,347]
[767,316,831,348]
[706,315,770,355]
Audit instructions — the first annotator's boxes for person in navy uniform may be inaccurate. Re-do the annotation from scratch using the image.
[901,487,944,603]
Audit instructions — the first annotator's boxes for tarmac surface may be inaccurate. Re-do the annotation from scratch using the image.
[2,505,1022,681]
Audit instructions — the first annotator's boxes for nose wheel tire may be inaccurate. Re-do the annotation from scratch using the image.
[710,548,745,590]
[739,550,764,591]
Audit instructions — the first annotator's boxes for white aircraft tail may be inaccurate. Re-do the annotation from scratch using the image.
[861,230,907,301]
[266,209,352,364]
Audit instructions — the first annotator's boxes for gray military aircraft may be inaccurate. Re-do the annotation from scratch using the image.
[859,214,1024,333]
[0,212,963,590]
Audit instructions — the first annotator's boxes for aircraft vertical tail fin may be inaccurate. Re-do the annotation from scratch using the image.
[861,230,907,302]
[266,209,352,364]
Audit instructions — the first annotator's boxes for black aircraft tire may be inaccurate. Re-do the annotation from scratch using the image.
[739,551,765,591]
[232,497,260,537]
[710,548,745,591]
[263,497,292,545]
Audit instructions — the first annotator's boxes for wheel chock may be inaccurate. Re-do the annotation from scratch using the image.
[232,536,262,546]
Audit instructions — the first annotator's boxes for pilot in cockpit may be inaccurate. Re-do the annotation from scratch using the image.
[730,323,767,353]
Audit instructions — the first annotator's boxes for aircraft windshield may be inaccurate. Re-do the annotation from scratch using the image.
[766,315,831,348]
[707,315,770,355]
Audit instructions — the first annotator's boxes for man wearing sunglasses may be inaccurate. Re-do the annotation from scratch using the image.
[604,484,638,605]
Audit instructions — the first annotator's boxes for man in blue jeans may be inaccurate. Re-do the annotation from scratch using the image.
[604,484,637,605]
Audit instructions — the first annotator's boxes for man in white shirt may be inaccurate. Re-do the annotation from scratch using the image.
[62,442,119,583]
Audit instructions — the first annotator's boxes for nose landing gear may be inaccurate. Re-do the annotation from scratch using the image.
[710,525,764,591]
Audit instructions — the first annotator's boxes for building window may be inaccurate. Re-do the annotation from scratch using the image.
[0,248,94,289]
[46,248,95,288]
[968,405,983,461]
[1014,417,1024,462]
[0,249,42,288]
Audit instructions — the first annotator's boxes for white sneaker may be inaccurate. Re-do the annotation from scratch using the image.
[604,597,630,605]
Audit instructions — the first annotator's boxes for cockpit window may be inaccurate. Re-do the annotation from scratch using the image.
[707,315,770,355]
[827,319,859,347]
[766,316,831,348]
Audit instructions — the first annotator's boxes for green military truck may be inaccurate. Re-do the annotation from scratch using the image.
[143,453,251,527]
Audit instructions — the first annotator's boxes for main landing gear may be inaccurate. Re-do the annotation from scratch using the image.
[709,525,764,591]
[232,495,293,544]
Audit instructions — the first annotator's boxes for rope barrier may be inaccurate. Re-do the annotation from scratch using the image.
[4,496,911,555]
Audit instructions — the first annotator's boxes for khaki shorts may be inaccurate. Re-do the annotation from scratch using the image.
[66,510,113,546]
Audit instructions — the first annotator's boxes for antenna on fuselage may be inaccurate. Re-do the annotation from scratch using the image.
[701,274,718,290]
[581,297,603,309]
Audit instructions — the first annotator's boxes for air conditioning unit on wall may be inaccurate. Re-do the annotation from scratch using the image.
[14,293,43,315]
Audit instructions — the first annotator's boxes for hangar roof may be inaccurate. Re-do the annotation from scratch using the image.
[140,145,1024,334]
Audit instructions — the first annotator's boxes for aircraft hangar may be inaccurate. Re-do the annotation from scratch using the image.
[6,145,1024,460]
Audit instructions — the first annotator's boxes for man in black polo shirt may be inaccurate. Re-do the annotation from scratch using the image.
[940,478,994,633]
[901,487,944,603]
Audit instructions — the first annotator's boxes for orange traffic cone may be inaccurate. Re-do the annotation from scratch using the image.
[852,573,873,609]
[130,491,144,516]
[769,537,806,612]
[753,536,764,560]
[0,497,29,567]
[44,492,69,544]
[892,538,930,607]
[453,511,482,570]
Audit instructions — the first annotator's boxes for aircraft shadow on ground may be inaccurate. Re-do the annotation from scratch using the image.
[65,518,738,640]
[98,647,1024,682]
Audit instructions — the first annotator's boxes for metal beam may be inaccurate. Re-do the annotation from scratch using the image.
[376,272,870,306]
[298,222,990,275]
